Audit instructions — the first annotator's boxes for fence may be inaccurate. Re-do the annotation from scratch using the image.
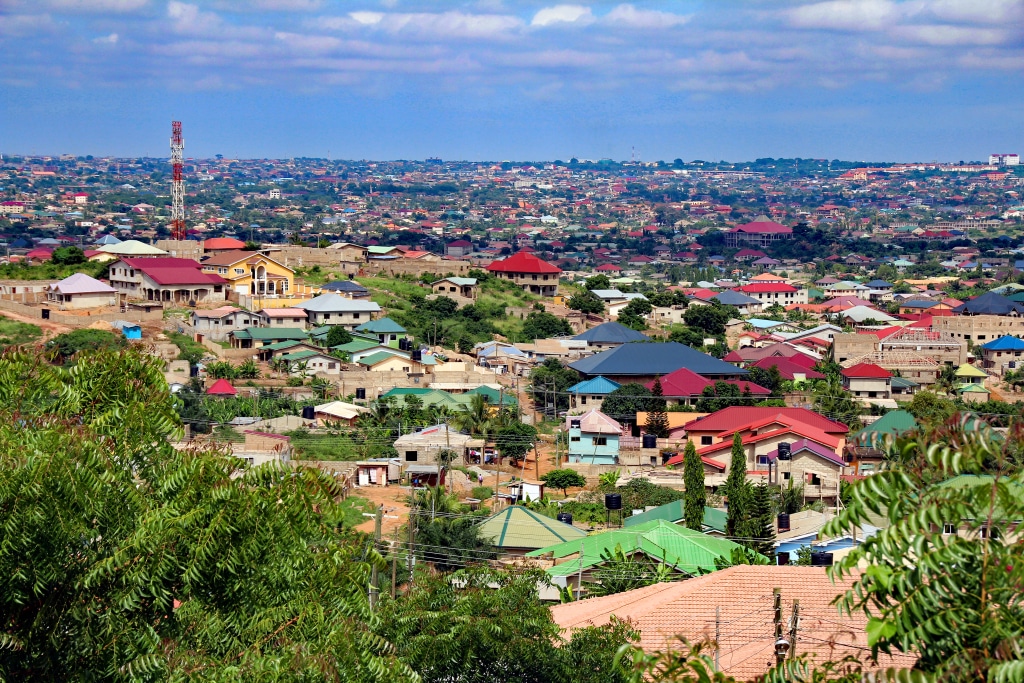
[0,298,163,326]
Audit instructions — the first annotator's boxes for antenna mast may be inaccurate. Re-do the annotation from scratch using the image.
[170,120,186,240]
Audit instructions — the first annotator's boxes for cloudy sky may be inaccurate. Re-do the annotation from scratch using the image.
[1,0,1022,161]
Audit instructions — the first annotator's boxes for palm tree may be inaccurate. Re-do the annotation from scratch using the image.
[454,393,492,437]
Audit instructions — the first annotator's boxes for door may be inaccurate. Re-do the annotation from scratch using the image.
[358,470,370,486]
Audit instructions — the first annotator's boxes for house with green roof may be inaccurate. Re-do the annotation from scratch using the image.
[623,501,728,536]
[355,317,407,345]
[256,340,323,361]
[477,506,586,556]
[277,349,345,376]
[525,519,754,595]
[954,363,990,402]
[229,327,308,349]
[847,409,919,474]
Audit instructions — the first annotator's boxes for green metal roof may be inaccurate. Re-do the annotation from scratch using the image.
[852,410,918,444]
[525,519,751,577]
[466,385,517,405]
[955,363,988,378]
[624,502,726,533]
[331,338,381,353]
[356,317,407,334]
[233,327,308,341]
[477,506,586,549]
[358,350,407,367]
[279,349,332,362]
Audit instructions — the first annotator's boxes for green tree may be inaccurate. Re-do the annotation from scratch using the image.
[825,426,1024,679]
[585,545,678,597]
[529,358,580,412]
[682,303,733,336]
[45,328,126,363]
[617,298,652,330]
[325,325,353,347]
[204,360,237,379]
[724,432,749,537]
[601,383,654,421]
[585,274,611,290]
[645,377,670,438]
[568,290,605,314]
[541,468,588,497]
[812,379,863,430]
[741,481,776,560]
[235,357,260,379]
[906,390,958,426]
[522,311,573,340]
[50,245,86,265]
[0,346,412,682]
[682,441,705,531]
[495,421,538,466]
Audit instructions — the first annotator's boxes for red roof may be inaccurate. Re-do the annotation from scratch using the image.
[486,251,561,275]
[683,407,848,434]
[729,219,792,235]
[595,263,621,272]
[841,363,891,379]
[646,367,771,397]
[25,249,53,259]
[120,257,228,286]
[447,239,472,247]
[750,357,825,380]
[735,283,799,294]
[203,237,246,250]
[206,378,237,396]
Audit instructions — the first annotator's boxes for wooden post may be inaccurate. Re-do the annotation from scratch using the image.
[788,599,800,659]
[773,588,784,667]
[715,605,721,671]
[369,505,382,609]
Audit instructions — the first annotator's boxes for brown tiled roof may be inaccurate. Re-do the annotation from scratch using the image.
[549,566,916,680]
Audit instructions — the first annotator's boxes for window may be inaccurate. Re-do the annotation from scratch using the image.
[981,526,999,540]
[594,437,607,446]
[323,314,330,320]
[942,523,956,535]
[234,268,245,274]
[570,419,581,429]
[218,267,227,274]
[405,450,418,462]
[700,436,713,445]
[328,362,336,369]
[214,285,222,293]
[570,436,581,442]
[580,396,587,405]
[756,455,770,465]
[782,472,790,480]
[353,313,360,319]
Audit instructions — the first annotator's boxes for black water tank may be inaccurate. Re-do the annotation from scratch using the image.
[301,406,315,420]
[189,364,199,377]
[605,493,622,510]
[398,338,407,350]
[778,442,792,461]
[777,513,791,532]
[557,512,573,525]
[642,433,658,448]
[355,388,366,399]
[412,349,422,361]
[661,451,674,465]
[811,552,834,567]
[777,551,791,566]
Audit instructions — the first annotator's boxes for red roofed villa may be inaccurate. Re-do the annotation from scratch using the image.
[486,251,561,296]
[725,216,794,248]
[841,363,893,402]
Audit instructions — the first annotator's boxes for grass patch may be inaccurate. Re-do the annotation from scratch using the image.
[0,314,43,347]
[0,261,107,281]
[338,496,377,528]
[166,331,209,364]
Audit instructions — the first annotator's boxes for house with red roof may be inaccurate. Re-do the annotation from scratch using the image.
[645,367,771,407]
[595,263,621,273]
[206,378,237,396]
[666,407,849,483]
[445,239,473,258]
[486,251,561,296]
[203,237,246,253]
[840,363,892,401]
[108,257,228,304]
[733,282,808,306]
[724,216,793,248]
[733,248,766,262]
[750,356,825,382]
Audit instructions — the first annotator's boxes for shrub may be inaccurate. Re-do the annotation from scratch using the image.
[471,486,493,500]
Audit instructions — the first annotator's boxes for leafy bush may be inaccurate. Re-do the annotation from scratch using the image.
[471,486,493,500]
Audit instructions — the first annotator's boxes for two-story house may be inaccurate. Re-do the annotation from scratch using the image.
[733,282,809,307]
[296,293,382,329]
[107,257,228,304]
[486,251,561,296]
[566,409,622,465]
[200,251,294,297]
[840,363,892,401]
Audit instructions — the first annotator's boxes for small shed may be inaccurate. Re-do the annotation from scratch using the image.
[404,464,445,488]
[506,479,545,502]
[355,459,398,487]
[111,320,142,340]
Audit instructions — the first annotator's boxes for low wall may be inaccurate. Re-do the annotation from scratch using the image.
[0,298,163,326]
[363,259,472,278]
[200,337,259,360]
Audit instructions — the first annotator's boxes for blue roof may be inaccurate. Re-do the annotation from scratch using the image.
[982,335,1024,351]
[713,290,760,306]
[865,279,892,287]
[573,321,650,344]
[567,376,622,395]
[569,342,747,378]
[746,318,786,329]
[322,280,369,293]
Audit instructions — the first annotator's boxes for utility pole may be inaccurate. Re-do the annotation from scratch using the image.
[407,500,416,589]
[788,599,800,660]
[369,505,382,609]
[773,588,785,667]
[715,606,721,671]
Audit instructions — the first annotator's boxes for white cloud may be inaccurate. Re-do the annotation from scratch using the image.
[344,10,522,39]
[605,4,690,29]
[46,0,148,11]
[893,24,1010,45]
[531,5,595,27]
[788,0,900,31]
[924,0,1023,24]
[93,32,119,43]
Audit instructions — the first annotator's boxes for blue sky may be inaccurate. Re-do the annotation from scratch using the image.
[2,0,1022,161]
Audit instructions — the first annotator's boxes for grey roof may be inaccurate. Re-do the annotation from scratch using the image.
[569,342,748,378]
[953,291,1024,316]
[322,280,369,293]
[865,279,893,288]
[573,321,650,344]
[296,293,381,313]
[713,290,761,306]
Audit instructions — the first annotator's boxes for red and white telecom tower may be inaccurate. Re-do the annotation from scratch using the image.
[170,120,186,240]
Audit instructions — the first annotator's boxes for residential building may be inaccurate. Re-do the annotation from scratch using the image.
[258,307,309,329]
[572,321,650,350]
[445,239,474,258]
[229,326,308,349]
[296,293,381,328]
[200,251,295,297]
[733,282,809,306]
[313,401,369,426]
[321,280,370,298]
[724,216,794,248]
[477,506,586,557]
[485,251,561,296]
[841,363,892,401]
[647,367,771,406]
[430,276,479,299]
[46,272,116,310]
[566,409,622,465]
[980,335,1024,375]
[712,290,764,315]
[393,424,483,465]
[192,306,262,341]
[569,342,749,385]
[107,257,228,304]
[355,317,406,345]
[566,376,621,413]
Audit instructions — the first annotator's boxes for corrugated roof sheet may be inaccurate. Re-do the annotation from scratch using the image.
[477,506,587,549]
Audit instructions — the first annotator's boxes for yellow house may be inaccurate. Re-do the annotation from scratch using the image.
[201,251,294,297]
